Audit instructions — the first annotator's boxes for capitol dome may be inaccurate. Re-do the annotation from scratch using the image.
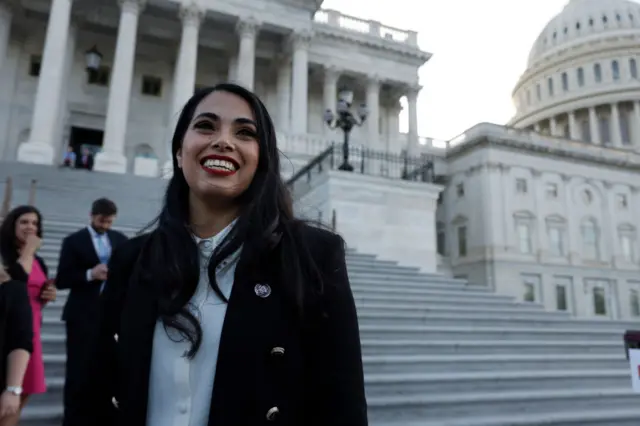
[509,0,640,149]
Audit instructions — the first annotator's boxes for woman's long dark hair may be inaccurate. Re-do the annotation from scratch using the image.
[0,205,43,266]
[136,83,322,358]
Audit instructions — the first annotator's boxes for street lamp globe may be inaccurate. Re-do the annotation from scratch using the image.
[85,46,103,72]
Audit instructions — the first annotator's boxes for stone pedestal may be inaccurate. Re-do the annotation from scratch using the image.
[16,142,55,165]
[93,151,127,174]
[161,160,173,179]
[293,170,443,272]
[133,157,158,177]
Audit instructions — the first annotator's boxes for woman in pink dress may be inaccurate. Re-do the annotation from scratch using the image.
[0,205,57,425]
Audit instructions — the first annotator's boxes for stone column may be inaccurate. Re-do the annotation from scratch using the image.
[549,116,558,136]
[633,101,640,148]
[589,107,600,144]
[227,55,237,82]
[610,102,622,147]
[366,74,381,147]
[276,56,291,132]
[17,0,73,164]
[0,3,11,71]
[322,65,339,135]
[162,2,204,177]
[290,31,311,135]
[568,112,578,140]
[406,85,420,156]
[94,0,145,173]
[235,18,259,90]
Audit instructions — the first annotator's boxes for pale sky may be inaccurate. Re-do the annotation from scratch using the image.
[321,0,570,141]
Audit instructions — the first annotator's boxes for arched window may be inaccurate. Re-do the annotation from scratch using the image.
[594,63,602,82]
[612,60,620,80]
[561,72,569,91]
[548,77,554,96]
[577,67,585,86]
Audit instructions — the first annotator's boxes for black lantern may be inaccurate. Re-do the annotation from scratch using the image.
[85,46,103,72]
[324,89,368,171]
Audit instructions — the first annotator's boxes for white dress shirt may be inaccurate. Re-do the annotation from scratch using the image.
[146,222,240,426]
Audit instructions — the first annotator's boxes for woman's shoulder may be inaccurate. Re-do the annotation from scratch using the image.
[291,221,345,262]
[110,233,151,267]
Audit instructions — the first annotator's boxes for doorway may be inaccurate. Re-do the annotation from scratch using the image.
[69,126,104,156]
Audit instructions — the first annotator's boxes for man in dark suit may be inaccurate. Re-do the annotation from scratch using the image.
[55,198,128,426]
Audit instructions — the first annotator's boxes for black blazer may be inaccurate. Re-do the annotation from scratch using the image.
[55,228,128,323]
[79,223,368,426]
[0,279,34,388]
[6,255,48,284]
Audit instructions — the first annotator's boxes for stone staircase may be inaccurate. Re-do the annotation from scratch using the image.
[16,220,640,426]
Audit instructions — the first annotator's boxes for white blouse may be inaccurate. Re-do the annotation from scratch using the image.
[146,223,240,426]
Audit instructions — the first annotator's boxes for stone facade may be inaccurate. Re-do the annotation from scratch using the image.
[0,0,430,173]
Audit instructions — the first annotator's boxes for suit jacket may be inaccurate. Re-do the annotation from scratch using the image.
[6,255,48,283]
[55,228,128,323]
[0,279,34,388]
[79,223,368,426]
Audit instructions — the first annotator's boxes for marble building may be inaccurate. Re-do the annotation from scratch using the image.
[0,0,430,175]
[436,0,640,321]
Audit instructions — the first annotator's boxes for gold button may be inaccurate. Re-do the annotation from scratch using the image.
[266,406,279,421]
[270,347,285,356]
[111,397,119,409]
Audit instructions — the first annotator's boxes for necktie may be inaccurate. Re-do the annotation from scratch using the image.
[96,235,111,293]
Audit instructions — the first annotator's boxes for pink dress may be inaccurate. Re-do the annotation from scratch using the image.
[22,260,47,394]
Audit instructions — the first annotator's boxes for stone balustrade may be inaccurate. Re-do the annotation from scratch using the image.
[314,9,419,47]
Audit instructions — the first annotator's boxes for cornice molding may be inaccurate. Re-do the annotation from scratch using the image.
[312,26,431,64]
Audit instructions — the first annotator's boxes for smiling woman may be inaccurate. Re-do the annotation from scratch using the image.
[79,83,368,426]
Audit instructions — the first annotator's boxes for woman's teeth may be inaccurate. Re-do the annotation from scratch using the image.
[202,159,237,171]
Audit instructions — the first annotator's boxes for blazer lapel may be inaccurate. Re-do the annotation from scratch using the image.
[81,228,101,265]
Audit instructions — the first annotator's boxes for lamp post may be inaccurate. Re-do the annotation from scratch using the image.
[323,89,367,171]
[84,45,103,77]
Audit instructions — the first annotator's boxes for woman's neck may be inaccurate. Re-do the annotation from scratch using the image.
[189,193,239,239]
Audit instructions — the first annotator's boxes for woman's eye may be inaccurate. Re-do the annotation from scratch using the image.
[237,129,256,138]
[194,121,214,131]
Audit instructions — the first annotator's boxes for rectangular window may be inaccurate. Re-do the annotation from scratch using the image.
[88,66,111,87]
[548,227,564,256]
[548,78,554,96]
[141,76,163,97]
[437,230,446,256]
[631,289,640,317]
[516,178,527,194]
[556,285,568,311]
[522,274,541,303]
[29,55,41,77]
[593,287,607,316]
[517,223,532,254]
[577,67,585,86]
[456,183,464,198]
[457,226,467,257]
[545,183,558,198]
[617,194,628,209]
[536,84,541,100]
[621,234,634,261]
[598,117,610,145]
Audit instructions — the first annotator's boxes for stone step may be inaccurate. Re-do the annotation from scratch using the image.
[364,369,628,397]
[356,311,637,329]
[376,407,640,426]
[359,324,623,341]
[19,404,63,426]
[366,388,636,422]
[351,284,508,299]
[359,339,623,356]
[41,333,66,355]
[43,354,66,377]
[348,272,467,285]
[36,377,64,407]
[362,353,628,375]
[356,303,567,318]
[353,293,538,309]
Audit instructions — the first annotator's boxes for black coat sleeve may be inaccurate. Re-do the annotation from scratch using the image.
[5,280,34,354]
[78,239,132,425]
[306,232,368,426]
[55,236,90,290]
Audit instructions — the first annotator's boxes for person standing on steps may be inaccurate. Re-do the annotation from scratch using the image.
[55,198,128,426]
[0,205,57,425]
[78,84,367,426]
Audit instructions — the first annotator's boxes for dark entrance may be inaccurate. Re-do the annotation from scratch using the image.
[69,126,104,156]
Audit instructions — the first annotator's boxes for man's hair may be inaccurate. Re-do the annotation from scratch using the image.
[91,198,117,216]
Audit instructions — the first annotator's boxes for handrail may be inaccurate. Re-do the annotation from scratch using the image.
[1,177,13,219]
[286,144,335,188]
[28,179,37,206]
[331,209,336,232]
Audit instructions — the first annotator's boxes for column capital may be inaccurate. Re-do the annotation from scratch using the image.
[324,65,341,80]
[236,16,261,38]
[179,2,205,28]
[405,83,422,100]
[290,30,312,51]
[367,73,382,88]
[118,0,145,15]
